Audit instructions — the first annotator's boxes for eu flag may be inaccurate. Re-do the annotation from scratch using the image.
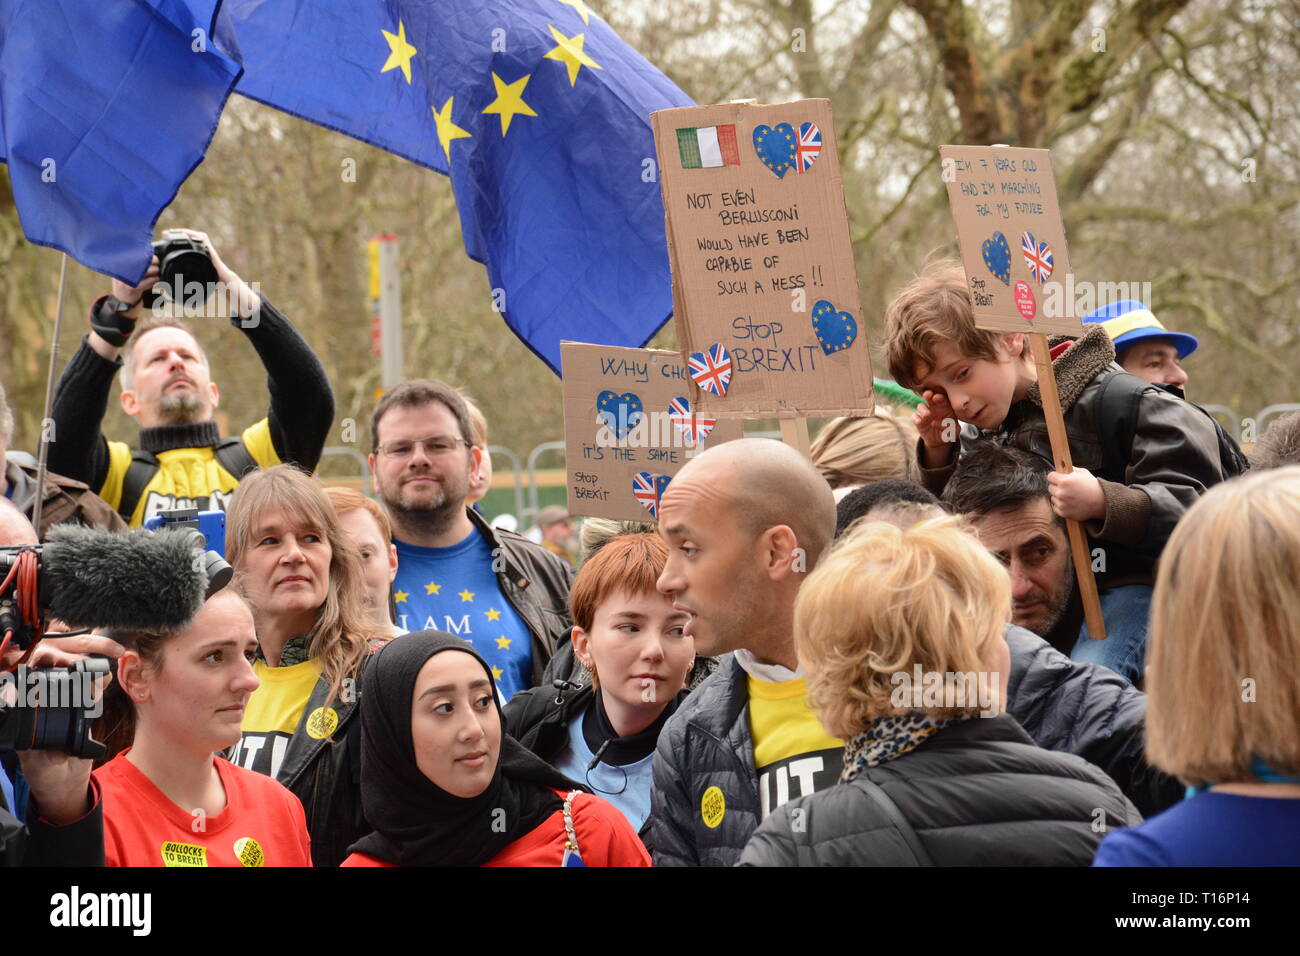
[226,0,693,373]
[0,0,243,284]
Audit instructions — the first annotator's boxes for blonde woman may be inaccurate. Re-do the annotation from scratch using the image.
[739,514,1138,866]
[1095,468,1300,866]
[224,465,389,867]
[323,486,403,638]
[810,408,919,502]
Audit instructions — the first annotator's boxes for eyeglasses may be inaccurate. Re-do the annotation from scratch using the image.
[375,435,471,459]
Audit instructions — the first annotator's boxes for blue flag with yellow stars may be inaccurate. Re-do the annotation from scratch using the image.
[0,0,243,284]
[226,0,693,373]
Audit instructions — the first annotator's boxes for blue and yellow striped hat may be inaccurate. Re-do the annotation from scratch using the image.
[1082,300,1198,359]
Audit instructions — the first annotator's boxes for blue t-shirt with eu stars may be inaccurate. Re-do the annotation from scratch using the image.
[393,530,534,699]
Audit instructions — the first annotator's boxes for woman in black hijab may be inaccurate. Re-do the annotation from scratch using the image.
[343,631,650,867]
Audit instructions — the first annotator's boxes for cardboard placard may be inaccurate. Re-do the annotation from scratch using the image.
[939,145,1083,334]
[562,342,745,521]
[651,99,874,419]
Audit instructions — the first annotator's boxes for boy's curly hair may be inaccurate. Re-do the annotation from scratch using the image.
[883,259,1004,389]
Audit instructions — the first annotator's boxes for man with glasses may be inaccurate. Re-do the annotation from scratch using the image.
[369,380,575,698]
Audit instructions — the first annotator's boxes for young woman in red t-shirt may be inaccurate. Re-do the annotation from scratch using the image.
[94,588,312,866]
[343,631,649,867]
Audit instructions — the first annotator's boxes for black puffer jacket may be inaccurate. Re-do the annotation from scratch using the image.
[651,624,1172,866]
[736,714,1141,866]
[1004,626,1179,816]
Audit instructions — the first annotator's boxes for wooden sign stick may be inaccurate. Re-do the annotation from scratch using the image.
[779,417,812,459]
[1027,334,1106,641]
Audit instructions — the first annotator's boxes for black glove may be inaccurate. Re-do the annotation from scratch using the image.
[89,295,139,347]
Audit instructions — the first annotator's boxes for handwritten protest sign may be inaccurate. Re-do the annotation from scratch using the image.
[651,99,874,419]
[939,145,1083,335]
[939,144,1102,639]
[562,342,744,521]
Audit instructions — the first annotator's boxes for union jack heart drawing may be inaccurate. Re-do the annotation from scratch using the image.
[632,471,672,518]
[667,396,717,446]
[796,122,822,173]
[1020,231,1054,284]
[687,343,733,397]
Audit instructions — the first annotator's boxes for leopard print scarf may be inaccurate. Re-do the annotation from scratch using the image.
[840,713,964,782]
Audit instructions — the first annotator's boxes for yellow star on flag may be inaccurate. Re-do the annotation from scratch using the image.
[485,608,502,622]
[394,590,409,603]
[556,0,592,25]
[380,21,418,84]
[491,666,504,681]
[482,72,538,135]
[544,26,602,87]
[496,636,512,650]
[425,581,442,595]
[431,97,471,164]
[458,588,475,603]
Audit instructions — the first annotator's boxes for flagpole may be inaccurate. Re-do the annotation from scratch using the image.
[30,253,69,536]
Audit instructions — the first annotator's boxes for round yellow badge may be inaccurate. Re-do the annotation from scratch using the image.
[305,706,339,739]
[233,837,265,868]
[700,785,725,829]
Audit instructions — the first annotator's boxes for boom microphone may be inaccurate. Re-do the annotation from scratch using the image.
[36,525,210,631]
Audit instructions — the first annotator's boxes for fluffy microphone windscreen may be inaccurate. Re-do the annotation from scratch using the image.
[41,525,207,632]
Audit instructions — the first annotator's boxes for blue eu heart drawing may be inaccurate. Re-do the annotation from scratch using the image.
[811,299,858,355]
[981,231,1011,285]
[595,390,644,439]
[752,123,797,178]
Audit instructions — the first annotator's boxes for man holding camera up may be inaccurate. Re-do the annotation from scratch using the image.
[47,229,334,526]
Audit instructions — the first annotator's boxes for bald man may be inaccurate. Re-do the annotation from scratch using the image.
[649,441,1182,865]
[650,438,838,867]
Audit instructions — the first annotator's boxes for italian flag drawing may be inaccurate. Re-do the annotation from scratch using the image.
[676,125,741,169]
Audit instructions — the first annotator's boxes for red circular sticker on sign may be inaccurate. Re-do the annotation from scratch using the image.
[1013,281,1036,321]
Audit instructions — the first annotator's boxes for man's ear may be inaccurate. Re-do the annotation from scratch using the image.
[760,525,801,582]
[119,388,139,418]
[387,543,399,582]
[208,380,220,411]
[469,444,484,479]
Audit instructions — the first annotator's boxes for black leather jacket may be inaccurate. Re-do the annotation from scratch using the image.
[273,667,366,868]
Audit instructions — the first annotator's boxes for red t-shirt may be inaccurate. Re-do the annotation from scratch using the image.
[342,790,650,867]
[95,751,312,867]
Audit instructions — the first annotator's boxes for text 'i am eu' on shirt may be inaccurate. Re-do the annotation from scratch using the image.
[393,529,534,699]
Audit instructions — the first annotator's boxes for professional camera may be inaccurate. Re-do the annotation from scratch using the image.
[0,525,229,757]
[0,659,110,759]
[142,229,220,308]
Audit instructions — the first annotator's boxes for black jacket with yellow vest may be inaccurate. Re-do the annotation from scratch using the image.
[48,296,333,526]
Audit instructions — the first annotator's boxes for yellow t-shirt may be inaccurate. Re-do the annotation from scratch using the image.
[230,659,322,780]
[99,418,280,527]
[748,675,844,819]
